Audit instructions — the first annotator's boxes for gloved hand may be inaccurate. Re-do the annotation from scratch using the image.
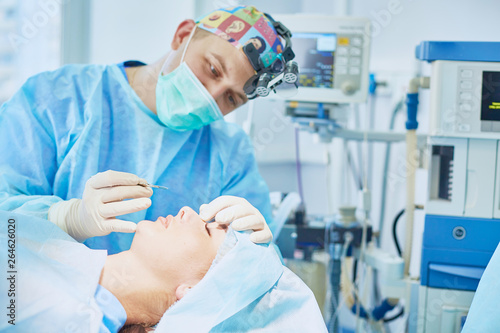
[199,196,272,243]
[48,170,153,242]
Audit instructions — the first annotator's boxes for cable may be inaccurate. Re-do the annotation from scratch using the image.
[378,97,405,246]
[352,258,358,282]
[294,127,304,202]
[392,205,424,257]
[341,140,352,207]
[353,104,365,189]
[355,214,369,332]
[328,236,353,332]
[325,145,333,215]
[367,92,376,197]
[346,147,363,190]
[392,208,405,257]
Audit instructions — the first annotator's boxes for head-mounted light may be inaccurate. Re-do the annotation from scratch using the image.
[242,15,299,99]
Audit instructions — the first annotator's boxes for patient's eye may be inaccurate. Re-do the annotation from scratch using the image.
[205,223,211,236]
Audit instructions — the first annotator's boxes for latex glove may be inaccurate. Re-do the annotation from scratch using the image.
[199,196,272,243]
[48,170,153,242]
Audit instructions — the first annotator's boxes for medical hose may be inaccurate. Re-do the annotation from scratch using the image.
[328,249,342,333]
[378,97,405,246]
[346,147,363,190]
[329,236,353,333]
[392,209,406,256]
[353,104,365,189]
[392,205,424,257]
[403,77,429,276]
[294,127,305,202]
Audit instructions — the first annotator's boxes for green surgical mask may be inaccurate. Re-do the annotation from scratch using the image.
[155,27,223,131]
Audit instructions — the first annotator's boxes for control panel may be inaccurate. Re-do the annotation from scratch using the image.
[430,60,500,139]
[274,15,371,104]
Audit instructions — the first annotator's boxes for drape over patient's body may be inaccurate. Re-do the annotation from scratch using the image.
[0,211,123,333]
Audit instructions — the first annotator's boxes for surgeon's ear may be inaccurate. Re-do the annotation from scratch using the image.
[175,283,194,300]
[171,19,196,51]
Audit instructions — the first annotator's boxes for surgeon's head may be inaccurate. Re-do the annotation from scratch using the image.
[163,22,254,116]
[160,6,285,116]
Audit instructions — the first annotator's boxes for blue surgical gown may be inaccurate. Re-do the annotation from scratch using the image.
[95,285,127,333]
[0,62,272,254]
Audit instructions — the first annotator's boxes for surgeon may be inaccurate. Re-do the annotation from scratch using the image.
[0,6,297,253]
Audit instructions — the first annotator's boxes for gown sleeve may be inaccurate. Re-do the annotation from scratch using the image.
[0,73,64,219]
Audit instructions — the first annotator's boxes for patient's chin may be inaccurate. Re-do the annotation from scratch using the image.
[135,220,156,235]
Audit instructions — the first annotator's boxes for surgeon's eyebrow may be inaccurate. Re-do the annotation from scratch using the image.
[213,53,247,104]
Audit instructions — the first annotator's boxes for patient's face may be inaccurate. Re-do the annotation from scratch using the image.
[132,206,227,282]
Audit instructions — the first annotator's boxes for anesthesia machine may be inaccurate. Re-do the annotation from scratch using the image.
[271,11,500,333]
[415,41,500,333]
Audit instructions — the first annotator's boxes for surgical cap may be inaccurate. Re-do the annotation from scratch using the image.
[196,5,284,69]
[156,227,327,332]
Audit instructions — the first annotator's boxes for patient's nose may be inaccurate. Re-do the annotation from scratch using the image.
[179,206,199,223]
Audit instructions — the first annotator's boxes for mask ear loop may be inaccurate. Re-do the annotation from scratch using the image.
[160,25,198,76]
[180,25,197,63]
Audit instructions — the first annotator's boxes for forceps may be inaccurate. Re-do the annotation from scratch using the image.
[139,183,169,190]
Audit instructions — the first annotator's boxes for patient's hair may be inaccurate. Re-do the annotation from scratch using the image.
[118,324,148,333]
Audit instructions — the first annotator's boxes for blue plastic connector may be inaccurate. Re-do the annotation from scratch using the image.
[372,299,397,321]
[369,73,376,95]
[405,93,419,130]
[317,103,326,119]
[350,303,368,319]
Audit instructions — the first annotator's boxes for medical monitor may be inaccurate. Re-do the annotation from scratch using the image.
[429,60,500,139]
[274,15,371,104]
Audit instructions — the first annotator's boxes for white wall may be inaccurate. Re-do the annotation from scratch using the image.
[0,0,61,102]
[89,0,195,64]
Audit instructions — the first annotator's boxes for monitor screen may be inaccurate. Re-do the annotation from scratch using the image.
[481,71,500,121]
[292,33,336,89]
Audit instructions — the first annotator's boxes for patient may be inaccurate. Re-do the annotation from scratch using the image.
[100,206,228,329]
[1,202,327,333]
